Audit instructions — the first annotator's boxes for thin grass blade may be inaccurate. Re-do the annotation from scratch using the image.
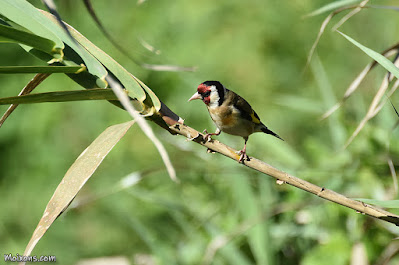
[332,0,369,31]
[305,13,334,69]
[0,65,84,74]
[22,120,135,260]
[305,0,362,17]
[106,76,177,182]
[321,62,373,119]
[374,78,399,116]
[388,158,398,195]
[0,89,119,105]
[343,74,390,149]
[322,46,399,119]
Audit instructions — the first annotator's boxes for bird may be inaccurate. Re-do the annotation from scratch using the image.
[188,80,283,162]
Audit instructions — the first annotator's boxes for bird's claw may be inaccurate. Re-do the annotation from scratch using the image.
[237,150,249,163]
[202,129,212,142]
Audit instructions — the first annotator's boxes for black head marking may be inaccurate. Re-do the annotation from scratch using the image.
[202,81,225,106]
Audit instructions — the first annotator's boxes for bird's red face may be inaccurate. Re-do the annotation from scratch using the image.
[188,84,212,105]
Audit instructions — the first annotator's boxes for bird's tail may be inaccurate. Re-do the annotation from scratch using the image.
[260,125,284,141]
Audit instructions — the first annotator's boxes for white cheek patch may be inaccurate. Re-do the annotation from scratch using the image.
[208,85,220,108]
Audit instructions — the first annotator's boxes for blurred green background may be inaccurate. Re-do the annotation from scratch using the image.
[2,0,399,264]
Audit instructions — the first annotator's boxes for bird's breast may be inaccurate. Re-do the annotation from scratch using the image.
[207,106,254,137]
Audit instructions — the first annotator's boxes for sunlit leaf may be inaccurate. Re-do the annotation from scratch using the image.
[40,10,157,108]
[0,0,64,49]
[23,120,135,257]
[0,0,108,83]
[338,31,399,79]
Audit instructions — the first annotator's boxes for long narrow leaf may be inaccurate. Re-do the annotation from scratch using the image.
[338,31,399,79]
[322,44,399,119]
[343,73,390,149]
[1,0,108,83]
[40,11,161,111]
[0,65,84,74]
[0,89,118,105]
[22,120,135,259]
[0,24,59,55]
[40,10,153,108]
[0,0,64,49]
[9,2,106,80]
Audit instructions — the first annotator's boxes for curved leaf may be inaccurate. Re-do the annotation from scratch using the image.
[39,11,161,111]
[23,120,135,258]
[0,0,108,81]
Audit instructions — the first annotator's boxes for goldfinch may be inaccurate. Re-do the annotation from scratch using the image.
[188,80,283,162]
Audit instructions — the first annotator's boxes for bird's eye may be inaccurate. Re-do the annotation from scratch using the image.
[203,91,211,97]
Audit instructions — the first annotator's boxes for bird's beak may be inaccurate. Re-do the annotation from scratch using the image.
[188,92,201,102]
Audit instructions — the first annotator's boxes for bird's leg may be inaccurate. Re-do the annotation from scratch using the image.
[238,137,249,163]
[203,128,221,142]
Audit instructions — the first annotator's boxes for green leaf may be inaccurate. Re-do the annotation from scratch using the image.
[0,89,119,105]
[0,65,84,74]
[0,0,64,49]
[41,11,160,110]
[1,0,108,82]
[0,24,59,55]
[306,0,362,17]
[231,174,271,265]
[354,198,399,208]
[23,120,135,258]
[338,31,399,79]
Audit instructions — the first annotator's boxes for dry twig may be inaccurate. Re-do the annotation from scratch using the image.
[168,123,399,226]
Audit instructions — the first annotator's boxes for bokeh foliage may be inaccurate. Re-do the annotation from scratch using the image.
[1,0,399,264]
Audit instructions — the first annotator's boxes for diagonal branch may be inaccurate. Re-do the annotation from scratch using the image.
[168,123,399,226]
